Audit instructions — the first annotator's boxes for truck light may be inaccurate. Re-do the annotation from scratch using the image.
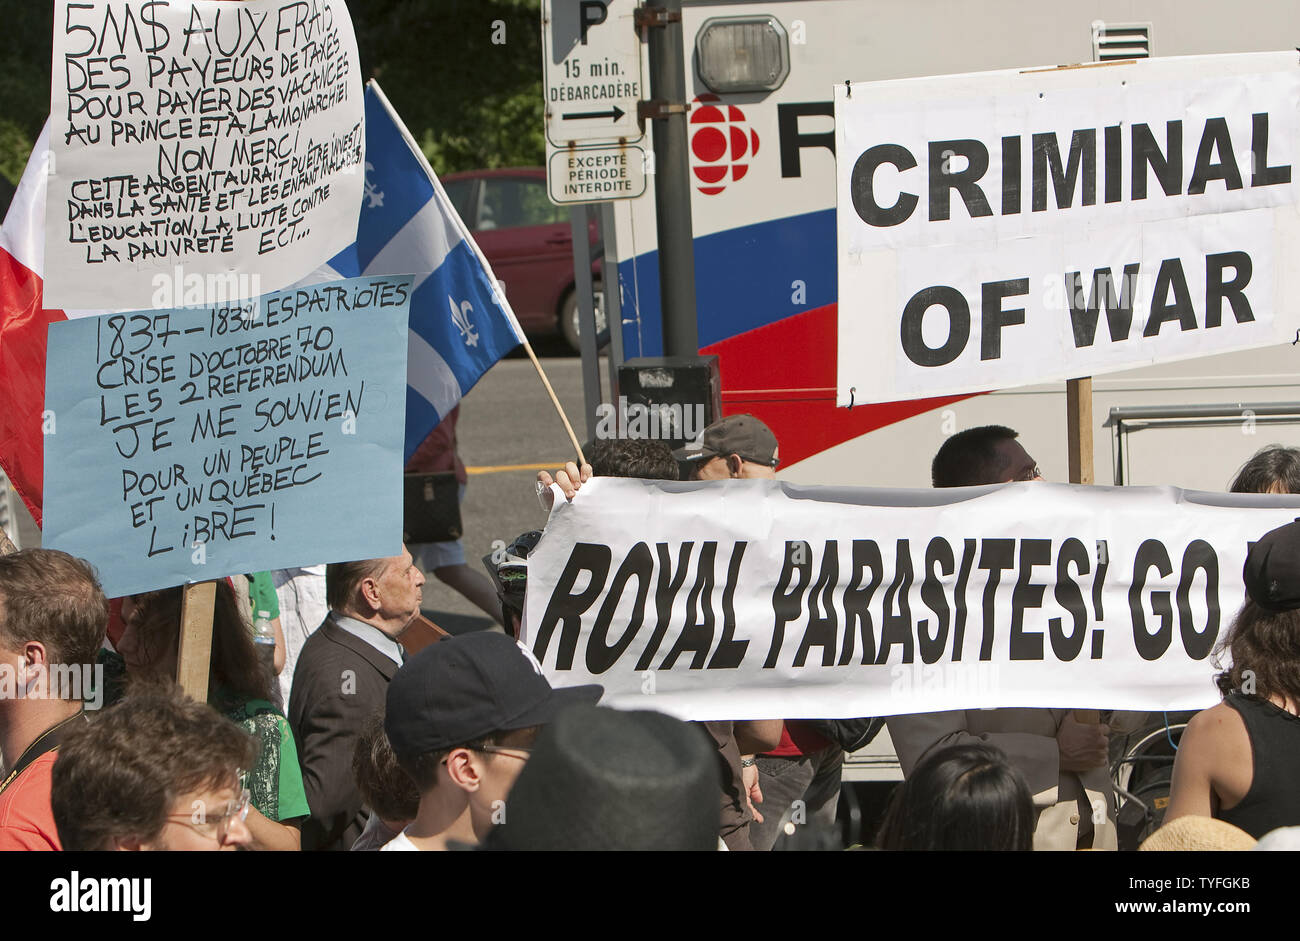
[696,16,790,94]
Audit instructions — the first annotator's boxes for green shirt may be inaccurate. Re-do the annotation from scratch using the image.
[215,692,309,823]
[98,652,307,823]
[246,572,281,622]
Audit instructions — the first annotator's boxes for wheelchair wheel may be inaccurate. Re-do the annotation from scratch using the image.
[1113,720,1187,852]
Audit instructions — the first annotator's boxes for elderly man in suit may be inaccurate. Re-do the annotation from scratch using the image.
[289,547,425,851]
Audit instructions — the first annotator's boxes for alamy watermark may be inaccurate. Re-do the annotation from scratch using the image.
[0,661,105,710]
[150,264,262,319]
[50,871,150,921]
[594,396,707,441]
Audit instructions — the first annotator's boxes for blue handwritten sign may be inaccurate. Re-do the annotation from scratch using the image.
[43,275,412,598]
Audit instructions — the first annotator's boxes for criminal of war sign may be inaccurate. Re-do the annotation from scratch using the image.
[835,52,1300,405]
[521,478,1300,721]
[46,0,364,309]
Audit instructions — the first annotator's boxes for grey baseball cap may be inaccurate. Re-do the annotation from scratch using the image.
[672,414,779,468]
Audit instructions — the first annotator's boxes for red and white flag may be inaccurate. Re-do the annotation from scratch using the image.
[0,121,68,527]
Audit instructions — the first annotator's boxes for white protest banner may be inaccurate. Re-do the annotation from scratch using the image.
[521,478,1300,721]
[42,274,411,599]
[835,52,1300,406]
[46,0,364,310]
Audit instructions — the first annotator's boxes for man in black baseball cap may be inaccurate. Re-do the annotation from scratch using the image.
[673,414,780,481]
[380,632,602,851]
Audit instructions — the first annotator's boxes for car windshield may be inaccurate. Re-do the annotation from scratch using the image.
[442,179,476,224]
[479,177,566,229]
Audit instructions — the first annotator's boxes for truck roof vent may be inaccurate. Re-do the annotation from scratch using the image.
[1091,21,1152,61]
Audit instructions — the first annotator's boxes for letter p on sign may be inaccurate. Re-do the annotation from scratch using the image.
[580,1,607,43]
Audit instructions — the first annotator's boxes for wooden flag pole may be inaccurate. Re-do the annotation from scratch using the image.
[371,78,584,466]
[522,339,588,466]
[1067,376,1100,725]
[176,581,216,701]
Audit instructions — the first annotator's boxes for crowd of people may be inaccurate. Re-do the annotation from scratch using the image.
[1,416,1298,852]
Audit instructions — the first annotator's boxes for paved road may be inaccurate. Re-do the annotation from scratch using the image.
[421,349,588,632]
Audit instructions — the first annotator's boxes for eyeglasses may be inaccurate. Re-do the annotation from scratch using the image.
[470,744,532,760]
[165,788,251,844]
[440,743,534,766]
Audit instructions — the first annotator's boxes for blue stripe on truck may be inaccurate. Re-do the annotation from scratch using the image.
[617,208,837,356]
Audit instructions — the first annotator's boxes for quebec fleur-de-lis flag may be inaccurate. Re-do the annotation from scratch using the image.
[326,80,525,462]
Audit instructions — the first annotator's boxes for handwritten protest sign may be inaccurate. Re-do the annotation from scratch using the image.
[42,275,411,598]
[522,478,1300,720]
[46,0,363,309]
[835,52,1300,405]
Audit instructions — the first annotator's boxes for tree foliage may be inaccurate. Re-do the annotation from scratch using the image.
[0,0,53,184]
[0,0,546,186]
[357,0,546,174]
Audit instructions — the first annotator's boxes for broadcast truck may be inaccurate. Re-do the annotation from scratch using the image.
[581,0,1300,843]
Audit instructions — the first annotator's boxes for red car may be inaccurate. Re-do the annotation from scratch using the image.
[441,167,602,352]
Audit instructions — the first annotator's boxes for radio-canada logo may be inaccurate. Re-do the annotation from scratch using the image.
[689,94,759,195]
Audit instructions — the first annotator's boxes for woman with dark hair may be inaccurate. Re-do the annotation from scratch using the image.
[116,581,309,851]
[1229,445,1300,494]
[876,743,1034,850]
[1166,520,1300,838]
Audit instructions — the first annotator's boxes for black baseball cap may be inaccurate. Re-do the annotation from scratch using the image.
[1243,519,1300,612]
[384,632,603,761]
[672,414,779,468]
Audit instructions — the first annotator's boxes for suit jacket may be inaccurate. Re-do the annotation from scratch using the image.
[288,613,401,851]
[886,708,1144,851]
[701,721,753,851]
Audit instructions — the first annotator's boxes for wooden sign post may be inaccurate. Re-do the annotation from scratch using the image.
[1066,377,1094,486]
[1067,376,1100,726]
[176,581,216,701]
